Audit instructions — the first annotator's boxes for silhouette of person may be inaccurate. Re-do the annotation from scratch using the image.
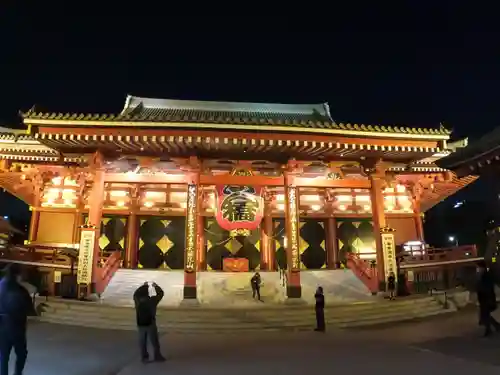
[250,272,262,301]
[314,286,325,332]
[476,261,500,336]
[0,263,37,375]
[133,282,166,363]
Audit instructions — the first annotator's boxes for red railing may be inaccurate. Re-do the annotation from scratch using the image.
[400,245,478,267]
[345,252,379,293]
[95,251,121,295]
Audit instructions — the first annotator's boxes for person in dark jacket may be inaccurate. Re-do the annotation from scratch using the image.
[314,286,325,332]
[387,272,396,300]
[250,272,262,301]
[476,261,500,336]
[0,263,36,375]
[133,282,165,363]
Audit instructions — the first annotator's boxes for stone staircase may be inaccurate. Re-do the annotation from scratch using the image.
[35,295,459,333]
[100,269,185,307]
[100,269,373,307]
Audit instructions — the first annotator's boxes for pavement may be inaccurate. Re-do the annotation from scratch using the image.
[10,307,500,375]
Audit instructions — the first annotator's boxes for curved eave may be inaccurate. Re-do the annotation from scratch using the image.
[32,132,445,161]
[420,175,479,212]
[23,118,451,141]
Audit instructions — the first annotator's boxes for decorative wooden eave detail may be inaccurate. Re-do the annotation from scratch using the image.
[0,129,84,163]
[22,96,451,140]
[29,130,446,162]
[396,172,478,212]
[436,127,500,177]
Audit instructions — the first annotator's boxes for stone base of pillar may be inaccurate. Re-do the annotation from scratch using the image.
[183,285,197,299]
[286,285,302,298]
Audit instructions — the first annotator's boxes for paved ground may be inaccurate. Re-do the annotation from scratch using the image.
[10,307,500,374]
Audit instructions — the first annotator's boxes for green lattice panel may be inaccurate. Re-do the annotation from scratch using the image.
[299,219,326,269]
[336,218,375,261]
[205,218,261,271]
[83,215,127,257]
[137,216,185,269]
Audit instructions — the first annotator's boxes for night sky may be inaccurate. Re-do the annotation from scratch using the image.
[0,6,498,241]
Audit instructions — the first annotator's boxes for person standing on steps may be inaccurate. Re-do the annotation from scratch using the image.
[250,272,262,301]
[133,281,166,363]
[314,286,325,332]
[476,261,500,337]
[387,272,396,300]
[0,263,37,375]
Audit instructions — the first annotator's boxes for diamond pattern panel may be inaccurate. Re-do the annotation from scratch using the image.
[83,215,127,257]
[137,216,185,269]
[336,218,375,261]
[299,219,326,269]
[273,219,326,270]
[205,218,261,271]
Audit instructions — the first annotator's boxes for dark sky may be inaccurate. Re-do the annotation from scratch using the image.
[0,5,498,221]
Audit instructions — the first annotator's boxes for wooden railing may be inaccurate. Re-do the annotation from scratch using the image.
[95,251,121,295]
[400,245,478,267]
[0,245,74,269]
[345,252,379,293]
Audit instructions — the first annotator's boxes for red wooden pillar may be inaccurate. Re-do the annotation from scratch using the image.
[126,213,138,268]
[28,188,41,242]
[184,178,199,299]
[260,195,274,270]
[88,162,105,293]
[369,176,387,291]
[284,175,301,298]
[326,217,338,269]
[72,211,82,243]
[413,198,425,241]
[197,214,206,271]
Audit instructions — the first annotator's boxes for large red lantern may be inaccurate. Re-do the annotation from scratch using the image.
[215,169,264,236]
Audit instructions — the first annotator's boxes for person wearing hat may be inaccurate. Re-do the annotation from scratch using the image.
[0,263,36,375]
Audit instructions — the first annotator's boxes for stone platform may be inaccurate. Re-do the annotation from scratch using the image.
[35,293,464,332]
[100,269,373,307]
[17,309,500,375]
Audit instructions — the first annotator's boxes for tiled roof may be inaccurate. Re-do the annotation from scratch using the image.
[437,127,500,170]
[21,95,451,137]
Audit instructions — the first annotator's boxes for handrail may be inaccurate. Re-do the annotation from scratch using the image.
[400,245,477,265]
[95,251,121,295]
[345,253,378,293]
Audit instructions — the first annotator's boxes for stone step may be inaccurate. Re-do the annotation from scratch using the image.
[37,306,451,332]
[41,303,446,326]
[41,299,443,323]
[40,294,436,314]
[36,297,451,332]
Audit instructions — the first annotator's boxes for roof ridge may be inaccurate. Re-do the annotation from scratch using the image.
[125,95,332,118]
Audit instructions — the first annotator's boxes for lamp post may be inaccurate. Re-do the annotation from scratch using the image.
[448,236,458,247]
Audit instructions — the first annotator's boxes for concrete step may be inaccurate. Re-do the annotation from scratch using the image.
[35,295,454,332]
[37,306,451,333]
[40,304,447,327]
[40,298,443,322]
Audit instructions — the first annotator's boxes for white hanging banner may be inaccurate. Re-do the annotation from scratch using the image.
[381,232,397,282]
[77,229,96,285]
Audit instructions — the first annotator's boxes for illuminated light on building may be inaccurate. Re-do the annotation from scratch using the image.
[110,190,127,197]
[51,176,63,185]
